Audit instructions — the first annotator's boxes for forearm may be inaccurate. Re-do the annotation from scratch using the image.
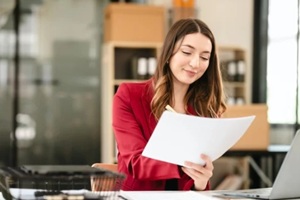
[123,153,180,180]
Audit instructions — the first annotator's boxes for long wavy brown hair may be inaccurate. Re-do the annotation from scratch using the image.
[150,18,227,119]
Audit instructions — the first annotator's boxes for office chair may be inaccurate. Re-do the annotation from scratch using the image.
[90,163,118,191]
[91,163,118,172]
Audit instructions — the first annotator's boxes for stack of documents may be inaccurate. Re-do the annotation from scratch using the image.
[142,111,255,166]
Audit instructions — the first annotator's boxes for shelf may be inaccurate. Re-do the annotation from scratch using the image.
[223,82,245,88]
[218,46,249,105]
[100,41,162,163]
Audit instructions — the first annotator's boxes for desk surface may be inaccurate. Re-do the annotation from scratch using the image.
[0,189,252,200]
[120,190,249,200]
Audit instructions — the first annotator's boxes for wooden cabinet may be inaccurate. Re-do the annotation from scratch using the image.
[104,3,166,43]
[100,41,162,163]
[225,104,269,150]
[219,46,249,105]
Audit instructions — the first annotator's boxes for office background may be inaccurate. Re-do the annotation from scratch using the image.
[0,0,298,183]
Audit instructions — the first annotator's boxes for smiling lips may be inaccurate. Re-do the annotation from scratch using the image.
[184,68,198,77]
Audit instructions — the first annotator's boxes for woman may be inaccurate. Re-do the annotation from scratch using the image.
[113,18,227,191]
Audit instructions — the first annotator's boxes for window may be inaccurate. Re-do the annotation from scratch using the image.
[267,1,299,124]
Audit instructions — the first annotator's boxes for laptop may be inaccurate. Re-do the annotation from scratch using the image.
[221,129,300,199]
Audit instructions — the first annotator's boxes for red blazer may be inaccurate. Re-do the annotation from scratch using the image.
[113,79,210,191]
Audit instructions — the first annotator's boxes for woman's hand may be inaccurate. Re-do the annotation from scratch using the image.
[182,154,214,191]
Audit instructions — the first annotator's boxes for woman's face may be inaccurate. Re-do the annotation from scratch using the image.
[169,32,212,87]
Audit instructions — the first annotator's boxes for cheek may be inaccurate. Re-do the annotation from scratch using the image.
[196,64,209,78]
[170,64,181,77]
[170,54,189,66]
[201,62,209,72]
[169,58,184,72]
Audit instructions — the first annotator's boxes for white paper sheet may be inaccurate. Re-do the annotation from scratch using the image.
[142,111,255,166]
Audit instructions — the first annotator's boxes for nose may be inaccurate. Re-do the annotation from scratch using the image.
[189,55,199,69]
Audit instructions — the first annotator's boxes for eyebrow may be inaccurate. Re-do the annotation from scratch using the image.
[181,44,211,54]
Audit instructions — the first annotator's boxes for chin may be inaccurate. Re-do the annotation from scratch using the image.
[181,80,196,85]
[176,76,197,85]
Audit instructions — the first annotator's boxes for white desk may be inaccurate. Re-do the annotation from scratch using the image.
[0,189,250,200]
[120,190,249,200]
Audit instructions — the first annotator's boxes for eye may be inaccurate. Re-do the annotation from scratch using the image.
[201,56,209,61]
[182,51,191,55]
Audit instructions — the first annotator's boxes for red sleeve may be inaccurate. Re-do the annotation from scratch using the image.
[113,83,180,180]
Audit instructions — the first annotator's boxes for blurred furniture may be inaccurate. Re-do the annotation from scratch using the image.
[212,104,270,189]
[225,145,289,188]
[101,3,166,163]
[91,163,119,191]
[211,156,250,190]
[220,104,288,188]
[91,163,118,172]
[224,104,270,150]
[100,41,162,163]
[172,0,196,24]
[219,47,250,105]
[104,3,166,42]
